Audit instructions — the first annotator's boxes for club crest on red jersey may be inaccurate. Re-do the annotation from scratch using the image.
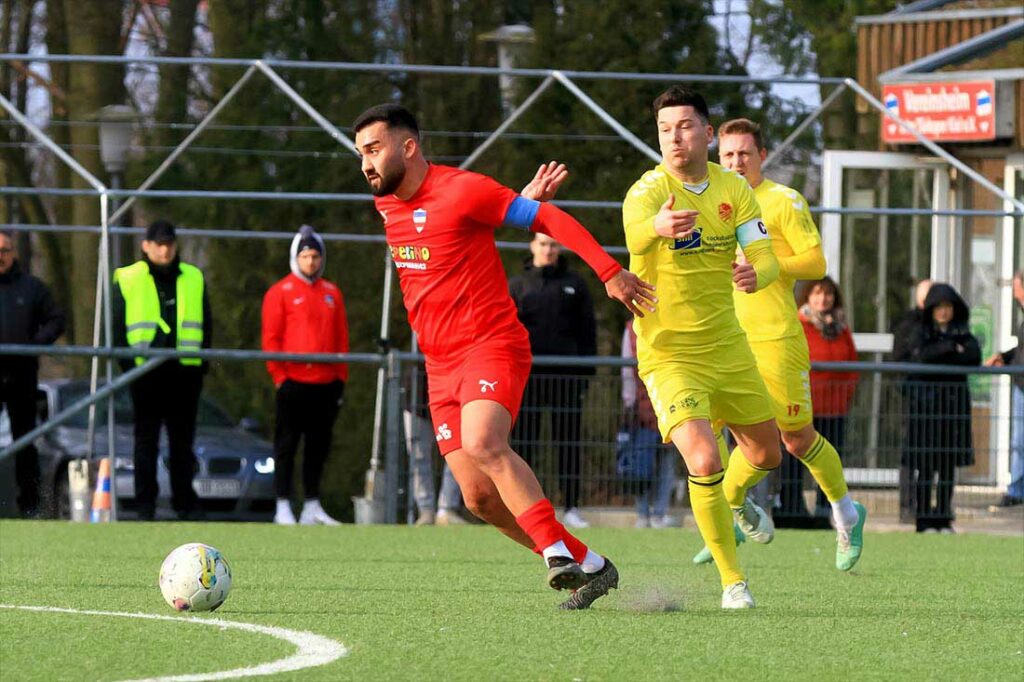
[413,208,427,233]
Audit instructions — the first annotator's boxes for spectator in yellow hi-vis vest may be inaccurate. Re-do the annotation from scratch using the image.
[113,220,212,521]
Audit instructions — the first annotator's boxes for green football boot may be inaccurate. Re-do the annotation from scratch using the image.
[836,501,867,571]
[692,522,746,565]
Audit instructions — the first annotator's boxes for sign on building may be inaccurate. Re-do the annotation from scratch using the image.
[882,81,997,143]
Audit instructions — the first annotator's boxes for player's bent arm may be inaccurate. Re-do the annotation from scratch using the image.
[503,195,655,315]
[622,197,661,255]
[527,201,622,282]
[738,230,780,291]
[778,244,827,280]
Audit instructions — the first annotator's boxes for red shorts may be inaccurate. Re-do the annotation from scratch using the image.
[425,346,532,456]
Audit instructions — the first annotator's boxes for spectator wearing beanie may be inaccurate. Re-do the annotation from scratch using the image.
[262,225,349,525]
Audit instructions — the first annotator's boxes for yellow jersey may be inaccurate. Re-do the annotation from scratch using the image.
[622,162,776,351]
[732,178,821,343]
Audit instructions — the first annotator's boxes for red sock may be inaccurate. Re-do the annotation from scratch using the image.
[562,530,588,564]
[515,499,589,563]
[516,499,564,551]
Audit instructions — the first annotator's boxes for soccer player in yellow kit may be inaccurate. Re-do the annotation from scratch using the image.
[622,87,783,609]
[691,118,866,571]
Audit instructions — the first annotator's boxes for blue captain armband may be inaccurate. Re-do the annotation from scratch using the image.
[502,196,540,230]
[736,217,769,248]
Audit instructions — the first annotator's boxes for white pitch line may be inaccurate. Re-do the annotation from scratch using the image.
[0,604,348,681]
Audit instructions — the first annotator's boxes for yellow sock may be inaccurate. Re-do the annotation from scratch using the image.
[799,433,849,502]
[688,471,745,587]
[723,447,774,508]
[715,431,730,469]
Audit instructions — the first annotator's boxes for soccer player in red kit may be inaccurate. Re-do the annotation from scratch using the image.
[353,104,656,609]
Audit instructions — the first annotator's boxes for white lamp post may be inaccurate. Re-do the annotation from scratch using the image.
[97,104,135,174]
[96,104,136,267]
[479,24,536,117]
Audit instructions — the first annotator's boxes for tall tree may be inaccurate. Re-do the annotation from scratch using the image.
[154,0,199,151]
[60,0,126,345]
[0,1,74,345]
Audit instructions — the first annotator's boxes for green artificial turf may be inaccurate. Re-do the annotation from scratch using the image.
[1,521,1021,681]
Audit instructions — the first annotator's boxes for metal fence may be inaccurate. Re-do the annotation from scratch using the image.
[396,358,1022,528]
[2,344,1020,528]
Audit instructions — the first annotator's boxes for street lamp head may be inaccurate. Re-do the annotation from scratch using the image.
[96,104,137,174]
[479,24,536,117]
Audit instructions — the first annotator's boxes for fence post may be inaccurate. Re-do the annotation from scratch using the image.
[383,350,403,524]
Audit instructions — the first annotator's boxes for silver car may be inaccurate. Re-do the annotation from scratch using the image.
[0,379,275,520]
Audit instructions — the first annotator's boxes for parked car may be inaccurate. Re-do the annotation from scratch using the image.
[0,379,275,521]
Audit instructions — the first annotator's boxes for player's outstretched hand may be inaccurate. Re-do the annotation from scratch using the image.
[732,261,758,293]
[521,161,568,202]
[653,194,699,239]
[606,270,657,317]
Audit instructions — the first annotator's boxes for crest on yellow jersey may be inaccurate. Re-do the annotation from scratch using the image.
[718,202,733,222]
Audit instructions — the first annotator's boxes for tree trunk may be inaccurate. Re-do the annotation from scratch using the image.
[154,0,199,149]
[61,0,126,346]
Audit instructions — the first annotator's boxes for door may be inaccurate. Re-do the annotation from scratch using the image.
[820,151,951,477]
[820,150,1018,487]
[821,151,951,353]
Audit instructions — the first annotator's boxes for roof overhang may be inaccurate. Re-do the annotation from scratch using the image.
[878,18,1024,83]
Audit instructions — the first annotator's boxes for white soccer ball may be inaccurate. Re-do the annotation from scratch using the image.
[159,543,232,612]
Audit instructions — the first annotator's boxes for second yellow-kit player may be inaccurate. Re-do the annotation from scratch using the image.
[694,118,867,571]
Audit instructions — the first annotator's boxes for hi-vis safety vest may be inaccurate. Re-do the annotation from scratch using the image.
[115,260,204,366]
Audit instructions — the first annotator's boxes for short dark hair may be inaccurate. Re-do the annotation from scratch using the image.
[719,118,765,150]
[652,86,710,124]
[797,276,843,310]
[352,103,420,138]
[0,229,13,240]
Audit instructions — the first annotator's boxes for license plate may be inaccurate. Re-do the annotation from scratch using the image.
[114,476,134,497]
[193,478,241,498]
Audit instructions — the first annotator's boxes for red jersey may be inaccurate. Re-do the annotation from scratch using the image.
[262,273,349,385]
[374,165,532,359]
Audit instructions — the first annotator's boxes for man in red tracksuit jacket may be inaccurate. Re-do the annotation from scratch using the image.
[262,225,349,525]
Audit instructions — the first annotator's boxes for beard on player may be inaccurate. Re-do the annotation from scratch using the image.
[365,155,407,197]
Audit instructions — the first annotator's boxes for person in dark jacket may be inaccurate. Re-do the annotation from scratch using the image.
[892,279,932,364]
[509,233,597,528]
[262,225,347,525]
[892,278,932,522]
[113,220,212,521]
[901,282,980,532]
[0,230,66,517]
[985,270,1024,509]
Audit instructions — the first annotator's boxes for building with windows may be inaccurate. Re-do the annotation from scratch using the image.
[839,0,1022,490]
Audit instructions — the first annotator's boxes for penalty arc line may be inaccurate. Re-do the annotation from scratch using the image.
[0,604,348,681]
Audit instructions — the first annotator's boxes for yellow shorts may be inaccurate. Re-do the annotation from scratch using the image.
[638,335,775,442]
[749,336,814,431]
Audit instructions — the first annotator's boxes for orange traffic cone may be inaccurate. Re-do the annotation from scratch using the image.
[90,458,112,523]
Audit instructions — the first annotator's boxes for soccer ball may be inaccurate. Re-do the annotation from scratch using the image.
[159,543,232,612]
